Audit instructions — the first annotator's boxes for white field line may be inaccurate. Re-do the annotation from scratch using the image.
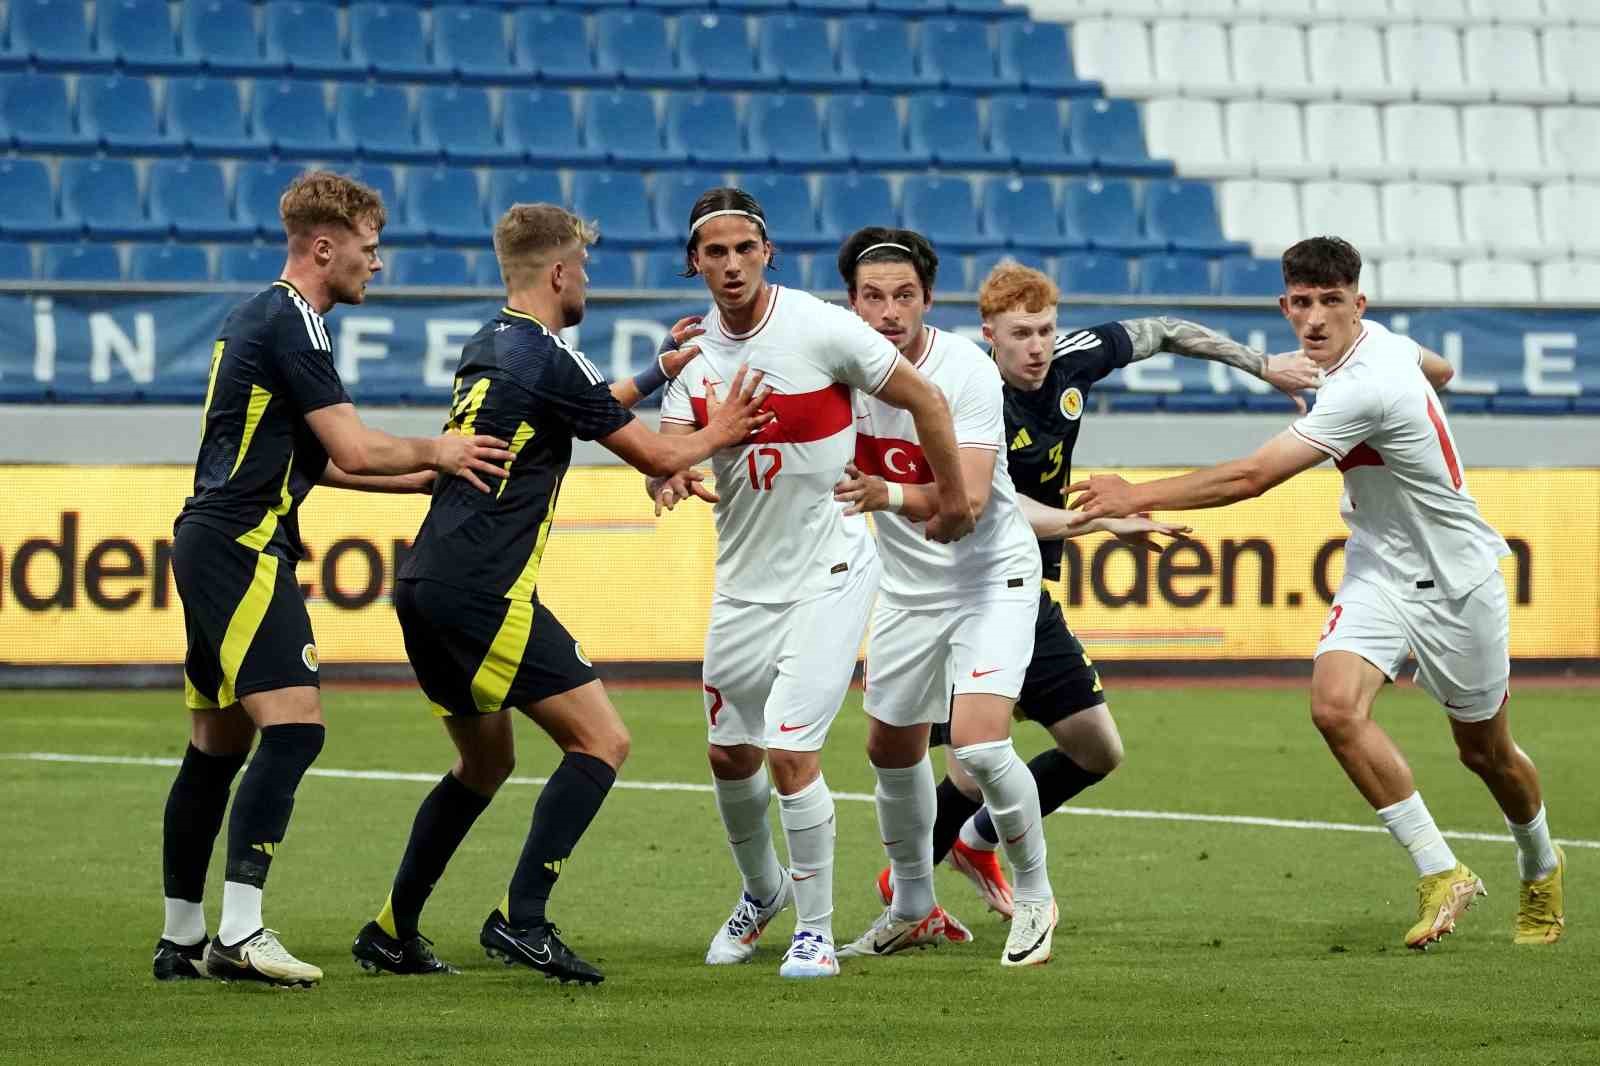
[6,750,1599,851]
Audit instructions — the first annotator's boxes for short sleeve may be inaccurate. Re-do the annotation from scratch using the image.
[953,363,1004,452]
[1290,381,1381,461]
[1053,324,1134,384]
[535,340,636,442]
[661,371,696,426]
[823,303,900,394]
[280,348,351,415]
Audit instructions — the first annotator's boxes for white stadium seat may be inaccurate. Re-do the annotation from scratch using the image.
[1152,20,1236,98]
[1390,0,1469,22]
[1158,0,1239,15]
[1540,28,1600,104]
[1144,98,1250,176]
[1230,23,1327,100]
[1467,0,1550,26]
[1537,260,1600,303]
[1219,179,1304,255]
[1458,259,1539,302]
[1301,181,1390,256]
[1235,0,1316,17]
[1382,181,1475,258]
[1071,19,1168,98]
[1384,26,1488,103]
[1459,183,1548,260]
[1463,27,1565,104]
[1383,104,1488,182]
[1461,105,1548,181]
[1312,0,1393,21]
[1537,183,1600,256]
[1225,100,1320,179]
[1304,103,1400,181]
[1376,258,1458,303]
[1541,107,1600,178]
[1308,24,1404,103]
[1544,0,1600,25]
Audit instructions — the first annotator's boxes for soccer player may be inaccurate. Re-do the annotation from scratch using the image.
[1070,237,1565,949]
[651,188,972,979]
[352,203,774,985]
[156,171,515,987]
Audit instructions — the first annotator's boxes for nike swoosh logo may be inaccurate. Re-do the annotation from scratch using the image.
[375,944,401,963]
[778,722,807,733]
[1005,823,1032,846]
[494,927,551,967]
[792,872,818,881]
[971,668,1002,678]
[881,839,902,847]
[871,928,910,954]
[1443,699,1469,709]
[1005,926,1050,963]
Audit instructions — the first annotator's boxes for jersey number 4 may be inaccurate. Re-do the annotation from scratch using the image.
[745,447,782,490]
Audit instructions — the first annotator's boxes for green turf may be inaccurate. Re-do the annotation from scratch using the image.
[1,685,1595,1065]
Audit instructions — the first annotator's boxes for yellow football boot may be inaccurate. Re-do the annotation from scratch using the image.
[1513,846,1566,945]
[1405,863,1486,950]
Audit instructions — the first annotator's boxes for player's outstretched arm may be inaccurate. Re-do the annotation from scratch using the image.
[1067,430,1329,518]
[1013,493,1191,548]
[602,366,773,478]
[1419,348,1455,391]
[1117,316,1322,413]
[871,358,974,542]
[320,462,435,494]
[305,402,515,494]
[611,317,706,410]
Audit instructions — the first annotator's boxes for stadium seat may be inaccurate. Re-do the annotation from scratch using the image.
[1301,181,1388,256]
[572,171,665,247]
[1304,104,1395,182]
[514,10,614,86]
[263,2,360,77]
[1460,184,1547,260]
[1464,27,1564,105]
[342,164,430,245]
[1224,101,1318,180]
[61,159,164,240]
[1151,20,1233,99]
[1069,98,1171,176]
[349,4,437,81]
[1538,260,1600,303]
[766,252,809,292]
[678,13,772,90]
[643,250,704,291]
[1542,107,1600,179]
[735,172,828,250]
[1382,182,1472,258]
[1308,24,1402,103]
[1374,257,1457,303]
[1144,99,1247,177]
[1539,183,1600,256]
[406,167,487,244]
[1218,180,1302,257]
[654,170,729,237]
[826,94,927,169]
[582,251,637,291]
[150,159,253,240]
[919,18,1015,93]
[989,94,1087,173]
[218,245,282,283]
[819,174,896,243]
[433,5,516,83]
[1384,104,1486,183]
[665,93,764,168]
[1070,19,1163,98]
[901,176,985,252]
[1062,178,1162,254]
[1,73,92,153]
[1143,180,1248,256]
[252,80,347,159]
[485,169,564,220]
[1137,254,1215,296]
[473,252,503,289]
[748,94,843,169]
[0,242,33,280]
[1458,259,1539,302]
[502,89,602,167]
[595,11,695,88]
[44,243,122,282]
[9,0,110,69]
[129,244,211,282]
[235,161,303,235]
[182,0,274,75]
[166,77,261,157]
[1541,27,1600,104]
[97,0,193,73]
[1230,22,1323,101]
[998,21,1094,95]
[972,250,1048,290]
[419,87,520,165]
[1058,252,1133,296]
[336,85,431,163]
[908,95,1001,169]
[1384,26,1484,103]
[387,249,471,287]
[78,74,181,155]
[1219,256,1284,298]
[838,17,935,93]
[584,90,677,168]
[0,159,77,239]
[755,15,857,91]
[981,177,1076,253]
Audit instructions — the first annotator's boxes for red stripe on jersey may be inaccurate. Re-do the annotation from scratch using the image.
[1425,394,1463,490]
[854,434,935,484]
[689,382,852,445]
[1325,327,1370,377]
[1335,442,1385,472]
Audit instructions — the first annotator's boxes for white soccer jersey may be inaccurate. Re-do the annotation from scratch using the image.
[853,327,1040,610]
[661,286,898,604]
[1289,319,1509,600]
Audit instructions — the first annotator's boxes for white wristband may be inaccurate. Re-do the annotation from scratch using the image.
[885,482,905,513]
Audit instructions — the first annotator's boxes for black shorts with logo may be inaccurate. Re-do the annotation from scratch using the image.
[173,520,319,710]
[395,578,596,717]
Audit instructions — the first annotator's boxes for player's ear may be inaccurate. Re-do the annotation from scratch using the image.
[980,321,994,344]
[1278,293,1290,319]
[1353,291,1367,317]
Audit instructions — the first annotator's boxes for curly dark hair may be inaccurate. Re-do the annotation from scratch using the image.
[1281,236,1363,290]
[835,227,939,296]
[682,186,776,277]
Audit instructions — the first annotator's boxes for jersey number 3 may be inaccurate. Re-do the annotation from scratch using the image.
[745,447,782,490]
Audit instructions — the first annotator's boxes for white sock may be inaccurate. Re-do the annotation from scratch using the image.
[1507,804,1559,881]
[873,756,936,922]
[1376,791,1457,876]
[712,766,785,905]
[162,898,206,946]
[217,881,264,947]
[957,813,998,854]
[779,775,836,940]
[953,740,1051,905]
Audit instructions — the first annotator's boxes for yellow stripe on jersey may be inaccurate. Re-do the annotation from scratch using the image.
[199,340,224,444]
[230,384,272,479]
[506,473,561,601]
[216,552,279,708]
[184,671,218,711]
[235,452,295,552]
[496,420,537,499]
[451,377,491,436]
[469,599,535,714]
[500,306,547,330]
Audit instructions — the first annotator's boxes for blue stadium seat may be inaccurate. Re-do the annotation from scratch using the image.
[61,159,164,240]
[572,171,665,248]
[150,159,252,240]
[44,243,123,282]
[235,160,306,235]
[166,76,262,156]
[719,0,791,10]
[218,245,281,283]
[875,0,952,15]
[1144,180,1249,257]
[677,13,773,90]
[767,252,808,291]
[419,86,520,165]
[344,163,426,244]
[252,80,348,159]
[583,251,637,290]
[2,73,93,153]
[981,177,1078,253]
[263,2,360,77]
[336,84,430,164]
[798,0,862,12]
[735,172,827,251]
[595,11,695,88]
[350,4,438,81]
[747,94,843,169]
[433,5,516,83]
[1062,179,1161,255]
[643,250,703,291]
[756,15,857,91]
[1219,256,1283,298]
[901,176,985,252]
[0,242,33,279]
[972,250,1049,288]
[473,252,503,289]
[997,22,1095,95]
[78,74,181,155]
[406,167,487,244]
[665,93,763,169]
[502,89,602,166]
[182,0,274,75]
[1068,98,1172,177]
[839,18,934,93]
[989,94,1087,174]
[9,0,110,69]
[1059,252,1132,296]
[1138,254,1215,297]
[826,94,926,168]
[0,159,77,239]
[387,249,471,286]
[584,90,678,167]
[514,10,614,86]
[654,170,729,237]
[485,169,564,219]
[951,0,1027,14]
[908,95,1001,169]
[918,18,1014,93]
[97,0,194,73]
[129,244,211,282]
[819,173,895,242]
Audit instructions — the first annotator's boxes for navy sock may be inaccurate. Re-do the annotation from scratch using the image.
[972,748,1106,843]
[224,723,325,888]
[507,752,615,928]
[385,772,492,939]
[163,744,248,901]
[931,776,983,866]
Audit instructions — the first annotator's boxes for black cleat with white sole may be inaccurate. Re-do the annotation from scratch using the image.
[480,910,603,985]
[153,937,209,982]
[352,921,458,975]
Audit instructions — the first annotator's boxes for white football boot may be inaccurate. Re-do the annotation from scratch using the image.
[704,873,793,965]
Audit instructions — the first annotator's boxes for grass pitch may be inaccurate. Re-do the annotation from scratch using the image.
[1,683,1595,1065]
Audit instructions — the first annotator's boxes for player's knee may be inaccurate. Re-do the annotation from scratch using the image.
[596,722,630,769]
[1309,686,1362,738]
[1079,732,1125,776]
[457,750,515,794]
[707,742,761,781]
[1456,742,1501,779]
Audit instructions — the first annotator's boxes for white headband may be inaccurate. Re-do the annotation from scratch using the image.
[856,242,913,261]
[690,208,766,235]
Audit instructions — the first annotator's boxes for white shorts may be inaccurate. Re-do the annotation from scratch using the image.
[863,591,1037,728]
[1316,571,1510,723]
[701,554,880,752]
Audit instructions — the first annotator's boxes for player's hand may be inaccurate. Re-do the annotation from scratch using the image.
[924,498,975,544]
[704,365,775,447]
[832,462,890,516]
[1264,351,1322,414]
[653,468,718,515]
[1066,473,1138,520]
[660,342,700,381]
[432,433,515,494]
[1101,513,1192,552]
[661,315,706,352]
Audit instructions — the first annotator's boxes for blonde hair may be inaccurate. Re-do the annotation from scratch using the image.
[279,170,386,238]
[977,261,1060,320]
[493,203,598,290]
